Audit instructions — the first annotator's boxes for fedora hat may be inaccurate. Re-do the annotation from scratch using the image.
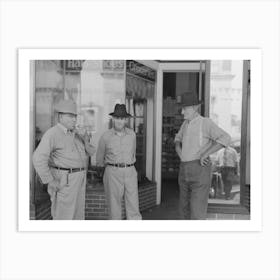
[55,99,77,115]
[109,104,132,118]
[179,92,203,107]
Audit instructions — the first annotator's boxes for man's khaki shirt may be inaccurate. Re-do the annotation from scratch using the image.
[33,123,89,184]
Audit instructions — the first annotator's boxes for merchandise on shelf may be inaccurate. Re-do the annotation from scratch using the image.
[161,97,184,178]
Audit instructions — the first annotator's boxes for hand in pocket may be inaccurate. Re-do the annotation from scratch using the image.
[48,179,61,192]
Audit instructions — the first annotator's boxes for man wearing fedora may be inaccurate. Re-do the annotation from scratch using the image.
[175,93,231,220]
[96,104,142,220]
[33,99,96,220]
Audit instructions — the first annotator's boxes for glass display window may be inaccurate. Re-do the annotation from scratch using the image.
[32,60,126,203]
[208,60,244,204]
[125,61,156,183]
[31,59,156,206]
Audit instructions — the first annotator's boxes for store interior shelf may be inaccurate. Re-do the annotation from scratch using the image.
[161,172,179,179]
[162,96,184,178]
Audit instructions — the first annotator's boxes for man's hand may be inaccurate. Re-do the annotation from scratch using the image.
[84,136,96,156]
[48,179,61,192]
[200,154,210,166]
[84,131,90,143]
[75,127,90,143]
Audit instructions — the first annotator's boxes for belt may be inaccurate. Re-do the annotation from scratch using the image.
[52,166,86,173]
[107,163,134,168]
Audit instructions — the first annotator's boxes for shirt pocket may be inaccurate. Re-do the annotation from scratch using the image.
[74,140,86,157]
[122,135,134,154]
[52,143,64,156]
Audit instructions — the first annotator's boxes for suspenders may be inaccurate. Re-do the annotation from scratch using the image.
[184,117,204,147]
[199,117,203,147]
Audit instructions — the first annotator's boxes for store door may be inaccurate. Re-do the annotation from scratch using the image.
[155,61,209,207]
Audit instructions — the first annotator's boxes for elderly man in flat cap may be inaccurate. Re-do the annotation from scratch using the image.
[175,93,231,220]
[33,99,96,220]
[96,104,142,220]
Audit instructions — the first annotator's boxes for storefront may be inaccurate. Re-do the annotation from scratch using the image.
[156,60,250,217]
[30,59,250,219]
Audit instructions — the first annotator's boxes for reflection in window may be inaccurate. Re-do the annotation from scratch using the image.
[34,60,65,203]
[209,60,243,204]
[34,60,126,193]
[34,59,156,190]
[222,60,232,72]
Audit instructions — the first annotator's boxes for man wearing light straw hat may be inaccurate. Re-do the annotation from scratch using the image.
[33,99,96,220]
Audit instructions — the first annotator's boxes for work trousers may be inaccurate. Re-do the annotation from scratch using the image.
[103,165,142,220]
[178,160,212,220]
[48,169,87,220]
[221,167,236,199]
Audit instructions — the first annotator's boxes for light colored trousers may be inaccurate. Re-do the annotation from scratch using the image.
[103,165,142,220]
[48,169,87,220]
[178,160,212,220]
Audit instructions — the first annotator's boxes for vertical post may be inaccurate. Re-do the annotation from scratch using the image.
[240,60,249,205]
[124,60,127,104]
[154,67,163,205]
[63,60,66,99]
[30,60,36,213]
[143,100,147,180]
[146,97,154,181]
[199,60,202,101]
[204,60,211,117]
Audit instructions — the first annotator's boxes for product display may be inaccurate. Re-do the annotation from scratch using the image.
[161,97,183,179]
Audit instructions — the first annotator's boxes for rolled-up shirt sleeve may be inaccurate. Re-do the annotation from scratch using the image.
[205,119,231,147]
[96,135,106,166]
[174,121,185,143]
[32,131,55,184]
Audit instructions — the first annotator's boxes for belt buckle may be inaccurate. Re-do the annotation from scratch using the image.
[119,163,125,168]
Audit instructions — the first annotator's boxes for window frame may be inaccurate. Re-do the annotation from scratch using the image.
[207,60,250,214]
[156,61,250,213]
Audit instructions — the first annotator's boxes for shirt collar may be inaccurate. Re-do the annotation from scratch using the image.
[111,127,129,136]
[57,123,73,135]
[185,114,202,125]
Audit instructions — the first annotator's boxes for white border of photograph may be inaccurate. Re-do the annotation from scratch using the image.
[18,48,261,232]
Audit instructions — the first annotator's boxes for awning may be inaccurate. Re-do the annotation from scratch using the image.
[126,74,155,99]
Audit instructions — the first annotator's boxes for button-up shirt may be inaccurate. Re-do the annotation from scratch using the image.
[96,127,136,166]
[33,123,89,184]
[174,115,231,162]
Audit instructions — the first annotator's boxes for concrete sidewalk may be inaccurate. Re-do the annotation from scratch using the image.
[141,179,249,220]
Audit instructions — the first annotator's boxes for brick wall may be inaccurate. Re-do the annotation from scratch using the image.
[139,182,157,212]
[244,184,250,212]
[207,213,250,220]
[85,181,157,220]
[85,185,109,220]
[31,199,52,220]
[32,181,157,220]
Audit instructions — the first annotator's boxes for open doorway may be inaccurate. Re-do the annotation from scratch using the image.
[140,60,250,220]
[160,70,206,218]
